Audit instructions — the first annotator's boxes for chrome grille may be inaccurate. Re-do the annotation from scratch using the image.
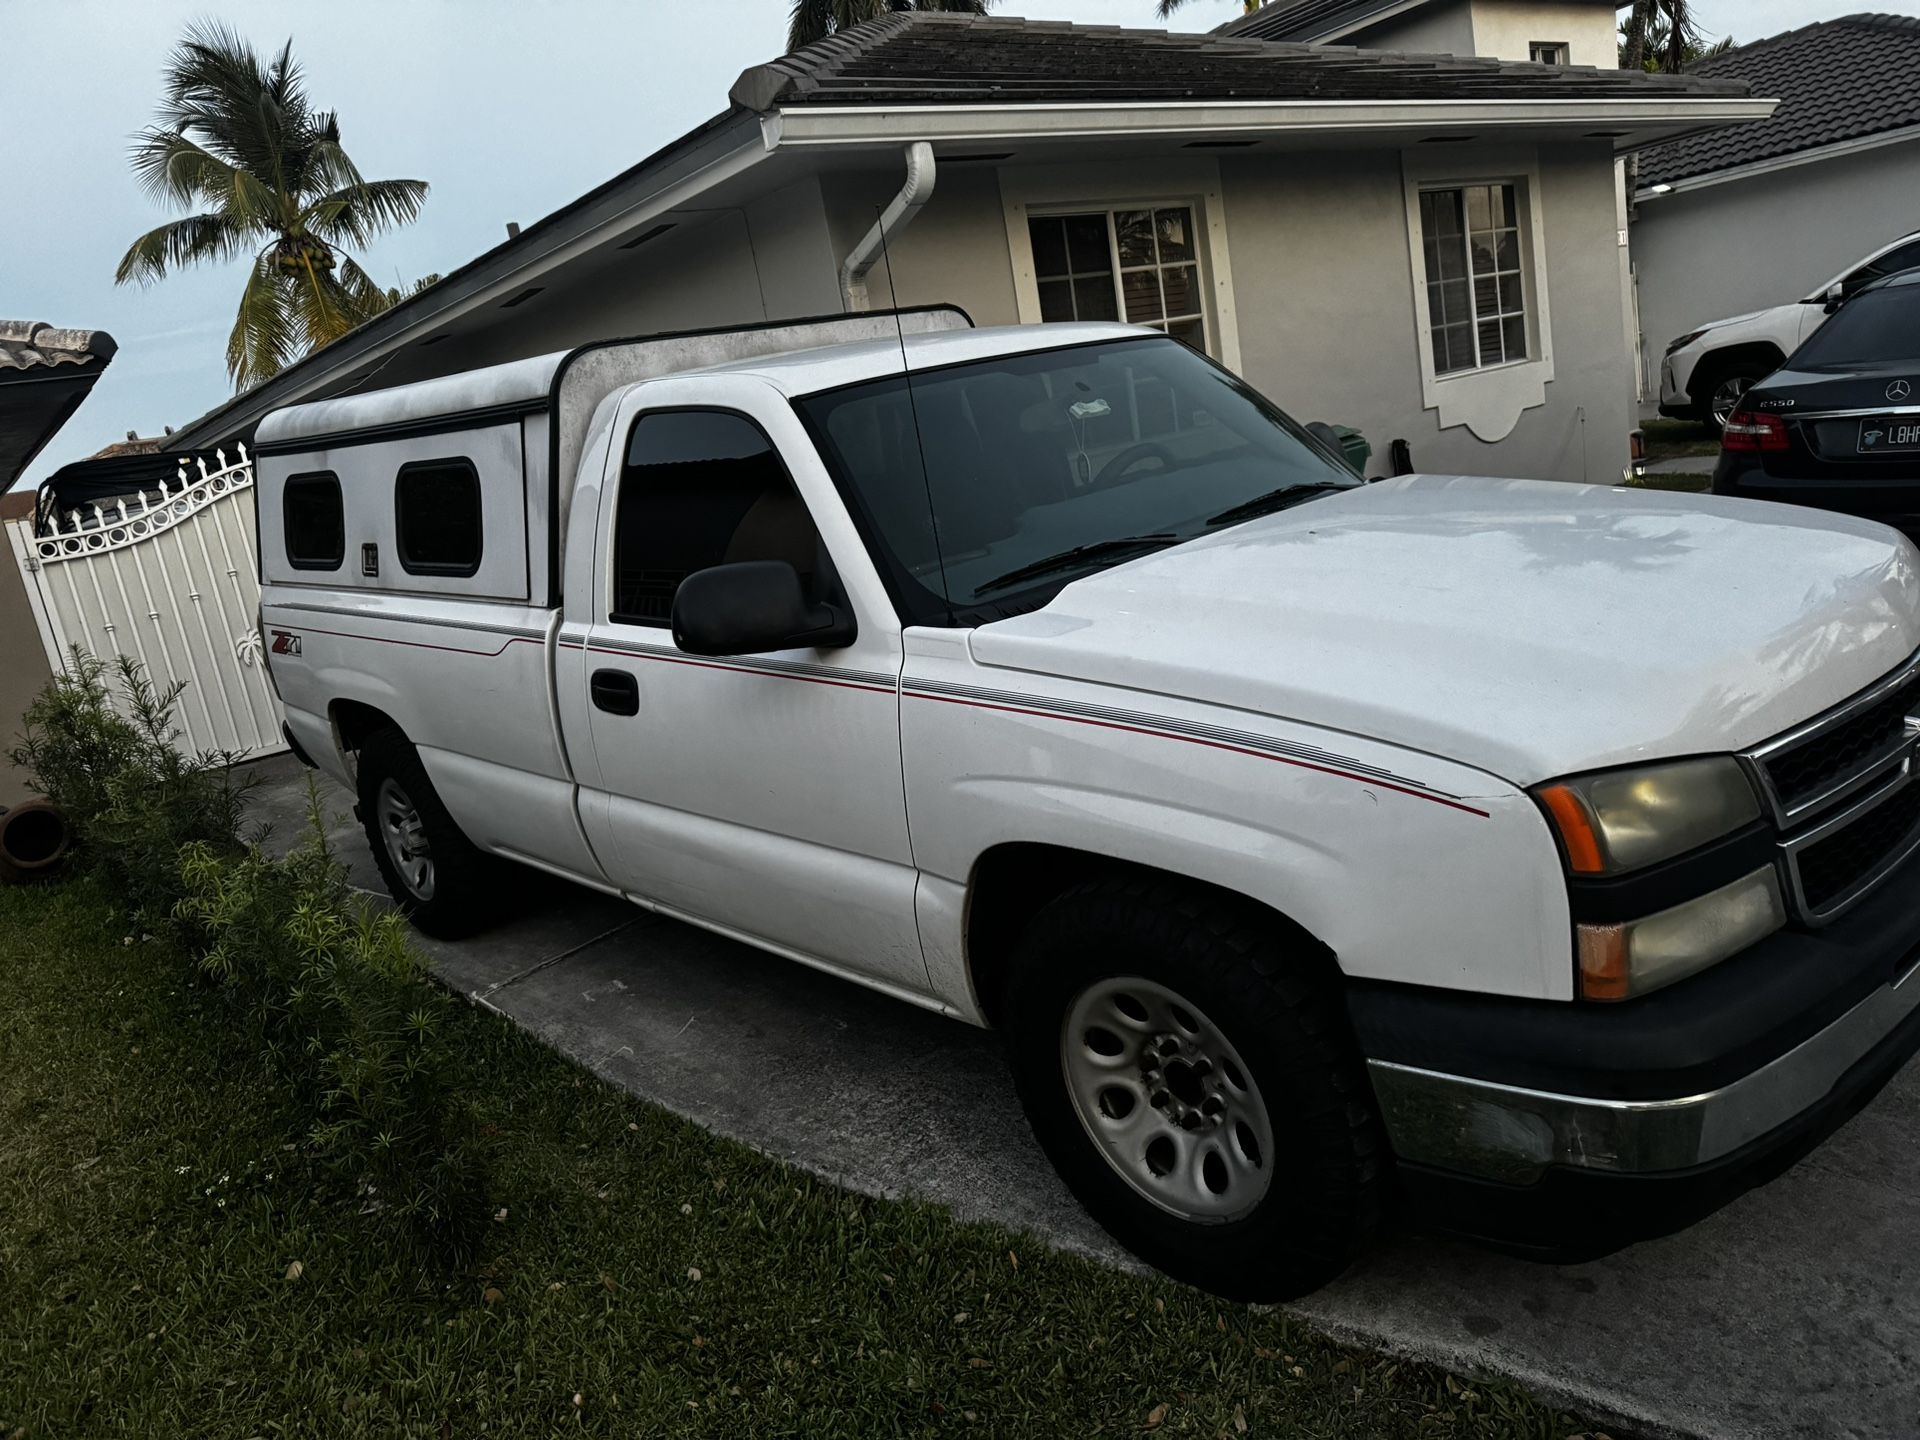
[1748,648,1920,924]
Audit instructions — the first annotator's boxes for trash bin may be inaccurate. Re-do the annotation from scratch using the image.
[1330,424,1371,477]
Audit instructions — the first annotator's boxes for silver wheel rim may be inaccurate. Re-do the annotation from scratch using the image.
[376,777,434,901]
[1061,977,1275,1223]
[1712,375,1754,429]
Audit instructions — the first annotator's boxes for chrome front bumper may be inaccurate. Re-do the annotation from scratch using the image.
[1369,956,1920,1185]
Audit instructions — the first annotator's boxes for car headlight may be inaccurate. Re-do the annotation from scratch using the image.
[1536,756,1761,875]
[1666,329,1708,355]
[1536,757,1781,1000]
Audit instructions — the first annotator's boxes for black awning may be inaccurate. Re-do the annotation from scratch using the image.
[34,450,183,534]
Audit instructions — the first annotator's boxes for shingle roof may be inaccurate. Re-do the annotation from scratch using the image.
[731,11,1749,110]
[1638,13,1920,188]
[0,322,117,492]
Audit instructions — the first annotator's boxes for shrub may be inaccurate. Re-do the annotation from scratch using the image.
[9,649,250,922]
[177,784,488,1259]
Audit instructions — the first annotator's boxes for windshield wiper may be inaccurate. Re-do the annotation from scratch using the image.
[1205,482,1348,529]
[974,534,1180,596]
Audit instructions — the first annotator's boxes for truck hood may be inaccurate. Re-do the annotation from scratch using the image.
[969,475,1920,786]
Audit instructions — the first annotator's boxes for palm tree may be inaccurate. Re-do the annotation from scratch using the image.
[115,22,429,390]
[789,0,994,51]
[1155,1,1266,18]
[1619,0,1722,73]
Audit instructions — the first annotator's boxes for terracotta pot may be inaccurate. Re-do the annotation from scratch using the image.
[0,800,71,879]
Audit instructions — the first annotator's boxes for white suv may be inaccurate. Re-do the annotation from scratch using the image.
[1660,228,1920,431]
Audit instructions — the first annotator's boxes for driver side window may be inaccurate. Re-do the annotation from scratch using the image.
[1847,239,1920,294]
[612,410,824,626]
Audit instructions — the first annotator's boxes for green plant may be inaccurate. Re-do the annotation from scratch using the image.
[9,649,250,920]
[176,782,487,1259]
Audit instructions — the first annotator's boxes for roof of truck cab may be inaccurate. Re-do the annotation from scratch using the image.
[681,321,1152,396]
[254,322,1154,447]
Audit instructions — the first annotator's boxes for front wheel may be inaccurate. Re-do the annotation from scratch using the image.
[1696,358,1773,433]
[1003,878,1389,1301]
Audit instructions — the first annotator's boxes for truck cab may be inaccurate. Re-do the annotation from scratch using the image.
[257,311,1920,1300]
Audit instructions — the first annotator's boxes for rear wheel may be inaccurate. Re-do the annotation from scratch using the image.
[356,728,495,938]
[1003,877,1389,1301]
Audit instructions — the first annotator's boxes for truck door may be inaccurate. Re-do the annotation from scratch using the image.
[563,377,930,998]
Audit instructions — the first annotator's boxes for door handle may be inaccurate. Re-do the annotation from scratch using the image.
[590,668,639,716]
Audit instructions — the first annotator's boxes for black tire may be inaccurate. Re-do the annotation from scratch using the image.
[356,728,496,939]
[1691,355,1775,433]
[1003,877,1389,1301]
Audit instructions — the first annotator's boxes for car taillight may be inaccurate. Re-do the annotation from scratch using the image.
[1722,408,1790,452]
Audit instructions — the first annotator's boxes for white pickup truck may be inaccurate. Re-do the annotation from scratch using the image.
[257,309,1920,1300]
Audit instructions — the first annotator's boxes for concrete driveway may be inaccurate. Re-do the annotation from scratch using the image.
[252,755,1920,1440]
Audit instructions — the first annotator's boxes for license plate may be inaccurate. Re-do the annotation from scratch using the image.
[1859,418,1920,453]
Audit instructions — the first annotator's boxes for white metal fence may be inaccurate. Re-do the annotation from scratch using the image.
[5,447,286,761]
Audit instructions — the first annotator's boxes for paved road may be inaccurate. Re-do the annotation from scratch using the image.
[253,755,1920,1440]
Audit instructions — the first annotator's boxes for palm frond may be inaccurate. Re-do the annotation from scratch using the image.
[334,255,398,324]
[788,0,988,49]
[227,253,296,388]
[303,178,429,248]
[115,213,251,285]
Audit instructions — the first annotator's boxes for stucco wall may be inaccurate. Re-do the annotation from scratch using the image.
[1353,1,1615,64]
[0,544,53,807]
[1631,139,1920,366]
[811,143,1631,483]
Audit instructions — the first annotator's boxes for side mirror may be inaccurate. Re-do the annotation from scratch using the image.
[671,560,856,657]
[1824,281,1848,313]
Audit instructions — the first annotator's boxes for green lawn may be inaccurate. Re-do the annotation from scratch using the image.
[0,880,1597,1439]
[1640,418,1721,467]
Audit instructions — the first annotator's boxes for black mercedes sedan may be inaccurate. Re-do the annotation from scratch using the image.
[1714,268,1920,539]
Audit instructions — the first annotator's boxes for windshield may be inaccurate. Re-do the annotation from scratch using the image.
[1793,284,1920,369]
[794,337,1360,623]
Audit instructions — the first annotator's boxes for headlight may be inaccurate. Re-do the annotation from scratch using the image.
[1536,756,1761,876]
[1577,867,1786,1001]
[1666,329,1708,355]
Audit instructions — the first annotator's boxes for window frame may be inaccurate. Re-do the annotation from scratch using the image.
[606,405,822,631]
[1026,206,1210,352]
[1528,41,1571,65]
[393,456,485,579]
[1400,147,1557,443]
[1417,181,1533,377]
[282,470,345,573]
[998,157,1243,374]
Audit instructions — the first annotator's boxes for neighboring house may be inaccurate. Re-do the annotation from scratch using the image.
[162,14,1766,483]
[1220,0,1626,68]
[1632,14,1920,391]
[0,320,116,806]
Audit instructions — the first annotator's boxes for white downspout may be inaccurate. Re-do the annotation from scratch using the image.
[839,141,937,312]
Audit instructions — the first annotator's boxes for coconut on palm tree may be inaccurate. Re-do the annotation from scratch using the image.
[789,0,994,50]
[115,22,429,390]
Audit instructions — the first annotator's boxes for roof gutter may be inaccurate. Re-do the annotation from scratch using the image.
[839,141,937,312]
[763,96,1777,152]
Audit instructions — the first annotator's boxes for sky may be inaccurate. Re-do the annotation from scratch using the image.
[5,0,1910,486]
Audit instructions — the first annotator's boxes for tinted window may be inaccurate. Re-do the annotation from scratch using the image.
[796,337,1358,626]
[395,459,482,577]
[612,410,821,626]
[1793,286,1920,368]
[283,471,343,571]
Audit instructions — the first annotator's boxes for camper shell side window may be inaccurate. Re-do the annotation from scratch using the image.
[395,457,484,578]
[283,471,345,572]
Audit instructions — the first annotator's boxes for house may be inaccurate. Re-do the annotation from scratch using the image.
[1220,0,1625,69]
[1631,14,1920,376]
[161,13,1767,484]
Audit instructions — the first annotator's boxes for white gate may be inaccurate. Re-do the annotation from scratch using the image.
[6,447,286,761]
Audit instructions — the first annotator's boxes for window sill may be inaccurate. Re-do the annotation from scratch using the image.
[1424,353,1554,442]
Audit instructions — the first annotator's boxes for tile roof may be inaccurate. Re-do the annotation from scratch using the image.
[1638,13,1920,188]
[731,12,1749,110]
[0,321,116,375]
[1216,1,1421,43]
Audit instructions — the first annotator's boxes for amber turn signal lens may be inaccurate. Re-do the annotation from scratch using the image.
[1576,924,1631,1001]
[1539,783,1606,874]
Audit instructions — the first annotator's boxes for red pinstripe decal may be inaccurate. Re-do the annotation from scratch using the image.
[908,690,1492,818]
